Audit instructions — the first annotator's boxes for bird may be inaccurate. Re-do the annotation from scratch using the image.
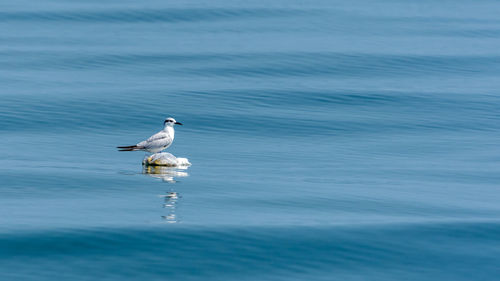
[117,117,183,153]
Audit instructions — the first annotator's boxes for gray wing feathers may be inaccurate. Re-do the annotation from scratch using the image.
[146,132,169,142]
[137,132,172,149]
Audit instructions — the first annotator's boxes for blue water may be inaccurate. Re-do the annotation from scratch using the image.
[2,0,500,280]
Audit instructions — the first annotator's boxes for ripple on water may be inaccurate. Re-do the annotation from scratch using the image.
[0,8,310,23]
[1,221,500,280]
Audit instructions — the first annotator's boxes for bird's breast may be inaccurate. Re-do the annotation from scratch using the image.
[165,127,175,139]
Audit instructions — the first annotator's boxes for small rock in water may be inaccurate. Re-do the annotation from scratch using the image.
[142,152,191,167]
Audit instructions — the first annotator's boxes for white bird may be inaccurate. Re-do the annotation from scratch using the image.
[117,117,183,153]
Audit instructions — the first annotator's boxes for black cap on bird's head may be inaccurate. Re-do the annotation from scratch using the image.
[164,117,182,126]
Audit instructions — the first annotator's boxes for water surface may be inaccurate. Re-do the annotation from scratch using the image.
[2,0,500,280]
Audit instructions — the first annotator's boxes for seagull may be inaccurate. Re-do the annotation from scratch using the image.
[117,117,182,153]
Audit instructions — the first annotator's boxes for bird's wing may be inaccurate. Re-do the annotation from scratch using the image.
[145,131,169,143]
[137,131,172,149]
[144,138,172,150]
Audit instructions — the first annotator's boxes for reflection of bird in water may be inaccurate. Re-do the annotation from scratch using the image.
[117,117,182,153]
[142,165,189,223]
[160,192,180,223]
[142,165,189,183]
[142,166,188,223]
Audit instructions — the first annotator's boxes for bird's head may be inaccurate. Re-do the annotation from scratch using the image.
[164,117,183,127]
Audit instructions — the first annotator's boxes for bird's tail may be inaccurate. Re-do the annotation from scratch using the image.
[117,145,142,151]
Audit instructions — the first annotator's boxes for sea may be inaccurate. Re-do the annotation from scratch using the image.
[1,0,500,280]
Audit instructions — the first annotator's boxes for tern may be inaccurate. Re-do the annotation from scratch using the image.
[117,117,182,153]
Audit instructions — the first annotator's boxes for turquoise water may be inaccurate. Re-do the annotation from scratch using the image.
[2,1,500,280]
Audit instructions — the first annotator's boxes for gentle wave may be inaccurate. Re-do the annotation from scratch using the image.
[0,8,308,23]
[2,88,500,136]
[1,221,500,280]
[2,51,500,78]
[427,28,500,38]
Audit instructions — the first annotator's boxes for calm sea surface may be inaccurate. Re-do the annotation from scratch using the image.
[2,1,500,280]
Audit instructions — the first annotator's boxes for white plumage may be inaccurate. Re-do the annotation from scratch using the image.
[117,117,182,153]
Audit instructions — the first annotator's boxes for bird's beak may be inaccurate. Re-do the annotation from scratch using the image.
[175,122,183,125]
